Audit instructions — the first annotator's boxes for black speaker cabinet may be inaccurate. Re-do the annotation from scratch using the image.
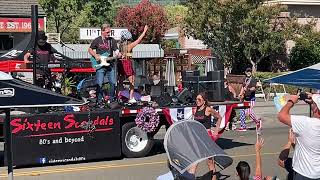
[182,70,200,81]
[155,92,173,107]
[205,81,225,102]
[207,70,224,81]
[177,88,194,104]
[150,85,162,98]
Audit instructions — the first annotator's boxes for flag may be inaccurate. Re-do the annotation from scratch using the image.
[211,105,227,129]
[163,107,194,124]
[163,105,228,129]
[163,105,232,141]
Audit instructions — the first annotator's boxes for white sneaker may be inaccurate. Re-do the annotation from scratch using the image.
[128,98,137,104]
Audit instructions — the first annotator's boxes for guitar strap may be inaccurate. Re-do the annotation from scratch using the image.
[108,38,113,57]
[245,76,252,87]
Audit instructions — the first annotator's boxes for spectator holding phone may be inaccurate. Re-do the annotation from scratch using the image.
[278,93,320,179]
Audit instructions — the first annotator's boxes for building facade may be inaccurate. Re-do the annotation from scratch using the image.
[0,0,46,55]
[268,0,320,31]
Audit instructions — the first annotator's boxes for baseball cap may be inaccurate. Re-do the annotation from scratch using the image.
[312,94,320,109]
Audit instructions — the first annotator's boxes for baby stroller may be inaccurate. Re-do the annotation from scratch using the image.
[164,120,233,180]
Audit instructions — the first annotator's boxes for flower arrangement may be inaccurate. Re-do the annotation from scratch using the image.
[135,107,160,132]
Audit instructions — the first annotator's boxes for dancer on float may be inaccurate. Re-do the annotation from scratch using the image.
[119,25,148,103]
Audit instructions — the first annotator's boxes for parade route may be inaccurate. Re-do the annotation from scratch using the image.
[0,101,309,180]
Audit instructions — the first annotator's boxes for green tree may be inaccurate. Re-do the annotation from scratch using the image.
[184,0,261,73]
[183,0,309,73]
[39,0,84,40]
[39,0,116,43]
[164,4,188,28]
[289,32,320,70]
[84,0,117,26]
[240,4,287,73]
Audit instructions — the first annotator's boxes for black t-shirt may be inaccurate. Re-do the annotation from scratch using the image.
[89,36,118,56]
[242,76,257,100]
[28,43,55,64]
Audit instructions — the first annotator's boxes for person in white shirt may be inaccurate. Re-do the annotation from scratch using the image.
[278,93,320,179]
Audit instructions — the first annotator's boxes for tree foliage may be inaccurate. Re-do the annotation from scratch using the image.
[39,0,116,43]
[289,32,320,70]
[115,0,169,43]
[84,0,118,26]
[239,4,287,72]
[184,0,261,73]
[183,0,312,73]
[164,4,188,28]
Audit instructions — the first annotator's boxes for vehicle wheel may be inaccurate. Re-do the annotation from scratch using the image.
[122,122,154,158]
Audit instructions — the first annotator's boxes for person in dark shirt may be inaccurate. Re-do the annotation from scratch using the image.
[193,92,222,180]
[237,68,261,132]
[224,79,237,101]
[24,31,56,89]
[88,23,121,105]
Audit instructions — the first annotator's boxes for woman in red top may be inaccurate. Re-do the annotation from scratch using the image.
[119,25,148,103]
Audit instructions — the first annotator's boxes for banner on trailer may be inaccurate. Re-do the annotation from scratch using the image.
[5,110,121,167]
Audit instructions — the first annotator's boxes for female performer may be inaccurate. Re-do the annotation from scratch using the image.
[119,25,148,103]
[193,92,222,180]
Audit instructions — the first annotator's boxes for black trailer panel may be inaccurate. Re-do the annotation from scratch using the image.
[5,110,121,167]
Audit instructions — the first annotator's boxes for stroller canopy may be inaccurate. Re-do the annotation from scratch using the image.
[164,120,233,174]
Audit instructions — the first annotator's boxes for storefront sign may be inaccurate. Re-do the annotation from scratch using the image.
[80,27,127,40]
[7,110,121,167]
[0,18,45,32]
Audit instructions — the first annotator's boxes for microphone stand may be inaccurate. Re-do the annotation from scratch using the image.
[60,40,75,95]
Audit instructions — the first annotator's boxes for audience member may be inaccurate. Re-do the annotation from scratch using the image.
[278,129,295,180]
[236,138,264,180]
[278,93,320,179]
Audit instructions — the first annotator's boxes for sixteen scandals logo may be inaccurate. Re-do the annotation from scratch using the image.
[0,88,15,97]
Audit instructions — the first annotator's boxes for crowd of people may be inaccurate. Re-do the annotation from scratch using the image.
[158,90,320,180]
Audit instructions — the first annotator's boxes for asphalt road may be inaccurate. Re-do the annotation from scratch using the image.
[0,101,310,180]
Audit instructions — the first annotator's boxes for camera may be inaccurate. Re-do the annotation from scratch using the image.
[298,92,310,101]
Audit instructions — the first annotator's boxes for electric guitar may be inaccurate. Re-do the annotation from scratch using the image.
[90,52,117,70]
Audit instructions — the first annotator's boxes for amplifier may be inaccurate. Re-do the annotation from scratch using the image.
[154,92,173,107]
[206,70,224,81]
[182,80,225,102]
[205,81,225,102]
[182,70,200,80]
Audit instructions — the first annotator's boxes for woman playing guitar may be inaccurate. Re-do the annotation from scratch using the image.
[237,68,261,132]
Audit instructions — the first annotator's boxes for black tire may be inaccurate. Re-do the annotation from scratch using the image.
[121,122,154,158]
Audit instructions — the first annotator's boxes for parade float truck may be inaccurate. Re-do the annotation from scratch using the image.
[0,90,249,167]
[0,50,249,167]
